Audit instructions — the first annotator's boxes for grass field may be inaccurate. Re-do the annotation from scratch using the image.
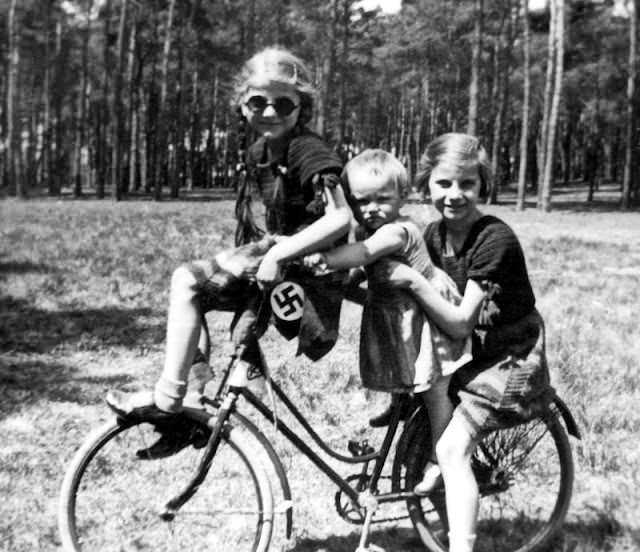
[1,188,639,551]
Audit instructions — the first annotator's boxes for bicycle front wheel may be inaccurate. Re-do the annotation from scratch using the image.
[59,416,274,552]
[403,410,574,552]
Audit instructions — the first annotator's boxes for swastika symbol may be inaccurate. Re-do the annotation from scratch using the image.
[270,282,305,321]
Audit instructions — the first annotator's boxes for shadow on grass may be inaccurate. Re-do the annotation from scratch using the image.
[289,515,639,551]
[0,260,57,274]
[1,293,164,418]
[291,526,424,551]
[0,356,135,419]
[0,295,165,354]
[561,516,639,551]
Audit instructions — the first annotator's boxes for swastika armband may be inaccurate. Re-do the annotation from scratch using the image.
[270,281,305,321]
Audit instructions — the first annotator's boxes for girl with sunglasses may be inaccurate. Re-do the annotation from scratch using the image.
[107,47,352,426]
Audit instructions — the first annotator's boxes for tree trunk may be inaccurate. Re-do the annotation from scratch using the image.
[6,0,19,196]
[516,0,531,211]
[622,0,637,209]
[488,2,513,205]
[467,0,483,135]
[171,32,184,198]
[337,0,351,149]
[73,0,94,197]
[111,0,128,201]
[97,0,111,199]
[155,0,176,201]
[139,82,148,193]
[127,14,139,193]
[186,70,198,191]
[42,0,54,195]
[316,0,339,138]
[537,0,556,205]
[540,0,564,212]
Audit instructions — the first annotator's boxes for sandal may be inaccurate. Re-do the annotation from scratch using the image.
[414,458,443,496]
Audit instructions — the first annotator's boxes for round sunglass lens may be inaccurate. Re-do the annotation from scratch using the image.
[274,98,297,116]
[247,96,268,112]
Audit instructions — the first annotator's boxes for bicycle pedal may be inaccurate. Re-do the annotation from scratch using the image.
[348,439,375,457]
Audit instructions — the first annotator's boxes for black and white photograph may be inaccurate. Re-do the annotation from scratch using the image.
[1,0,638,550]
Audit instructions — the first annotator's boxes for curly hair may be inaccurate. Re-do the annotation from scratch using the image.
[416,133,492,196]
[232,47,315,126]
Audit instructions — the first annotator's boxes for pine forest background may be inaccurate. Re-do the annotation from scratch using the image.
[1,0,640,209]
[3,1,640,550]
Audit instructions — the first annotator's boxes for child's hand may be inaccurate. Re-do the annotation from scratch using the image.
[302,253,330,275]
[372,259,416,288]
[256,253,283,287]
[303,253,325,269]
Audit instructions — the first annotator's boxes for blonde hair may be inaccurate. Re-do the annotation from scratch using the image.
[232,47,315,125]
[416,133,492,196]
[343,149,410,200]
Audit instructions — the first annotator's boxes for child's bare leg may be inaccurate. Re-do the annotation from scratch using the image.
[421,374,453,446]
[414,375,453,495]
[436,415,478,552]
[154,264,205,412]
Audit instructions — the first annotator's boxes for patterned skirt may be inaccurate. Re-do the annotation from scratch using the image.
[450,309,553,438]
[359,290,470,392]
[187,236,345,361]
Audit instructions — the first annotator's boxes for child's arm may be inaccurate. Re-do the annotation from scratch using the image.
[302,223,406,273]
[319,223,407,270]
[380,261,486,339]
[256,183,352,284]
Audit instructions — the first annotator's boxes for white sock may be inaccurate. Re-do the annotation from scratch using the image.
[448,532,476,552]
[154,376,187,413]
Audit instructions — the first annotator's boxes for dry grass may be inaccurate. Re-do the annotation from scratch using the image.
[1,189,639,551]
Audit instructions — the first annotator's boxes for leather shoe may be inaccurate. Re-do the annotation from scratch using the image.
[105,390,211,459]
[369,394,417,427]
[135,416,211,460]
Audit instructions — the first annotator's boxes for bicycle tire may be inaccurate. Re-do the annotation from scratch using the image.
[400,409,574,552]
[58,415,274,552]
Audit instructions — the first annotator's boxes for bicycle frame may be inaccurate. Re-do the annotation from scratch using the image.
[156,285,581,552]
[160,339,420,538]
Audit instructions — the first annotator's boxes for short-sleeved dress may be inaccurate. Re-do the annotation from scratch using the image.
[189,126,347,362]
[425,215,554,437]
[360,217,471,393]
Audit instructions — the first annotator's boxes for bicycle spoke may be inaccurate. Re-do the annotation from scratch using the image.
[404,413,573,552]
[62,419,271,551]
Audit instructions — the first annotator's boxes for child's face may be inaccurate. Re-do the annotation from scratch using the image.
[428,161,481,225]
[241,82,301,142]
[350,173,403,231]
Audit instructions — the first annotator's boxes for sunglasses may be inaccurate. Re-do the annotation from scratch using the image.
[244,95,300,117]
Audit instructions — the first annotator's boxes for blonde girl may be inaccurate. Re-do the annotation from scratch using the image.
[107,47,352,431]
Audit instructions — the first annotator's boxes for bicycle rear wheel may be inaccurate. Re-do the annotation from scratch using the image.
[403,409,574,552]
[59,415,273,552]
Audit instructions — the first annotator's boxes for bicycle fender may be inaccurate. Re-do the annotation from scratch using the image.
[231,411,294,539]
[552,394,581,440]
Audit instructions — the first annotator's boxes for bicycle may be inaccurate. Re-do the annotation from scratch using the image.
[58,281,581,552]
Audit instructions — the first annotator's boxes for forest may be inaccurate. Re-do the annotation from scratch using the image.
[1,0,639,209]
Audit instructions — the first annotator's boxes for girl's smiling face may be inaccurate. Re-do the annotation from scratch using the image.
[241,82,301,143]
[428,161,482,227]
